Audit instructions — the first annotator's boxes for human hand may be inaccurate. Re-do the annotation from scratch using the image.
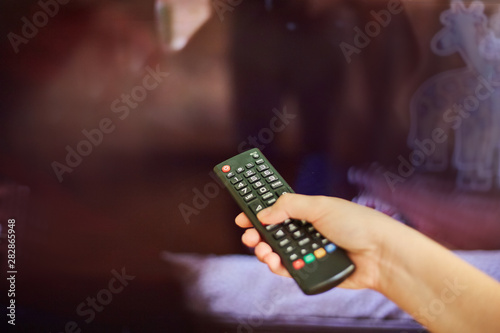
[235,193,411,291]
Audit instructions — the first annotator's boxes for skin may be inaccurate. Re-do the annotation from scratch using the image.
[235,193,500,333]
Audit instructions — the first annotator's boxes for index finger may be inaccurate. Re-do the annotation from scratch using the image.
[235,212,253,228]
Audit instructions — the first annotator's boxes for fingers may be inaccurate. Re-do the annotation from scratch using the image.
[235,208,285,228]
[255,243,291,278]
[235,212,253,228]
[238,218,291,278]
[241,228,261,247]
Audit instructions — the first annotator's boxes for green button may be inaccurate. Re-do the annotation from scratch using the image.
[304,253,316,264]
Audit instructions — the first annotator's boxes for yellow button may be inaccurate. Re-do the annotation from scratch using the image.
[314,248,326,259]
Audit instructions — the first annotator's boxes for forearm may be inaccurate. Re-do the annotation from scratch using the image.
[246,193,500,332]
[377,223,500,332]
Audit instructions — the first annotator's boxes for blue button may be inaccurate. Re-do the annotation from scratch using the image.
[325,243,336,253]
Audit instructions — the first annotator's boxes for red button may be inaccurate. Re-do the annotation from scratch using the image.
[293,259,305,270]
[222,165,231,173]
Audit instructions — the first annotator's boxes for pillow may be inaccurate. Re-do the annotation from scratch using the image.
[162,250,500,332]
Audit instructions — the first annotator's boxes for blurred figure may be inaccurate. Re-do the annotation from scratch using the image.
[229,0,419,197]
[229,0,500,251]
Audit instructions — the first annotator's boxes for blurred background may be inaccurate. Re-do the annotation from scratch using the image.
[1,0,500,332]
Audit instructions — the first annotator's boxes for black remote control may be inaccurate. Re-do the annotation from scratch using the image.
[214,148,355,295]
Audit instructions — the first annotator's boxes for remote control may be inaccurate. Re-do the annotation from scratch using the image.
[214,148,355,295]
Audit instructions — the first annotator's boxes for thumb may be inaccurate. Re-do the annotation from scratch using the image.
[256,193,331,225]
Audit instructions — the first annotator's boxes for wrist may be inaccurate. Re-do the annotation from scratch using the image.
[372,220,422,294]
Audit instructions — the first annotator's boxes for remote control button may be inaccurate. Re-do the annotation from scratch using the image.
[312,232,321,239]
[325,243,336,253]
[266,175,279,183]
[257,164,269,172]
[298,237,311,247]
[314,248,327,259]
[244,170,256,178]
[311,243,320,250]
[276,188,290,196]
[262,192,274,200]
[244,193,256,202]
[287,223,298,233]
[261,170,273,177]
[222,165,231,173]
[236,167,245,174]
[258,187,273,195]
[290,253,299,261]
[304,253,316,264]
[273,229,286,240]
[285,245,295,254]
[284,219,293,225]
[249,200,265,214]
[249,175,260,183]
[307,225,315,233]
[245,163,255,169]
[239,187,250,196]
[230,176,243,184]
[266,198,277,206]
[250,152,260,159]
[271,181,283,189]
[258,187,269,195]
[300,248,308,256]
[226,172,235,178]
[256,158,265,164]
[253,181,264,189]
[300,220,307,226]
[279,238,291,247]
[293,259,305,270]
[321,238,330,245]
[265,224,279,231]
[292,230,305,239]
[235,181,248,190]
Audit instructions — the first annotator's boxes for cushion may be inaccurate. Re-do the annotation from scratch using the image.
[162,250,500,331]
